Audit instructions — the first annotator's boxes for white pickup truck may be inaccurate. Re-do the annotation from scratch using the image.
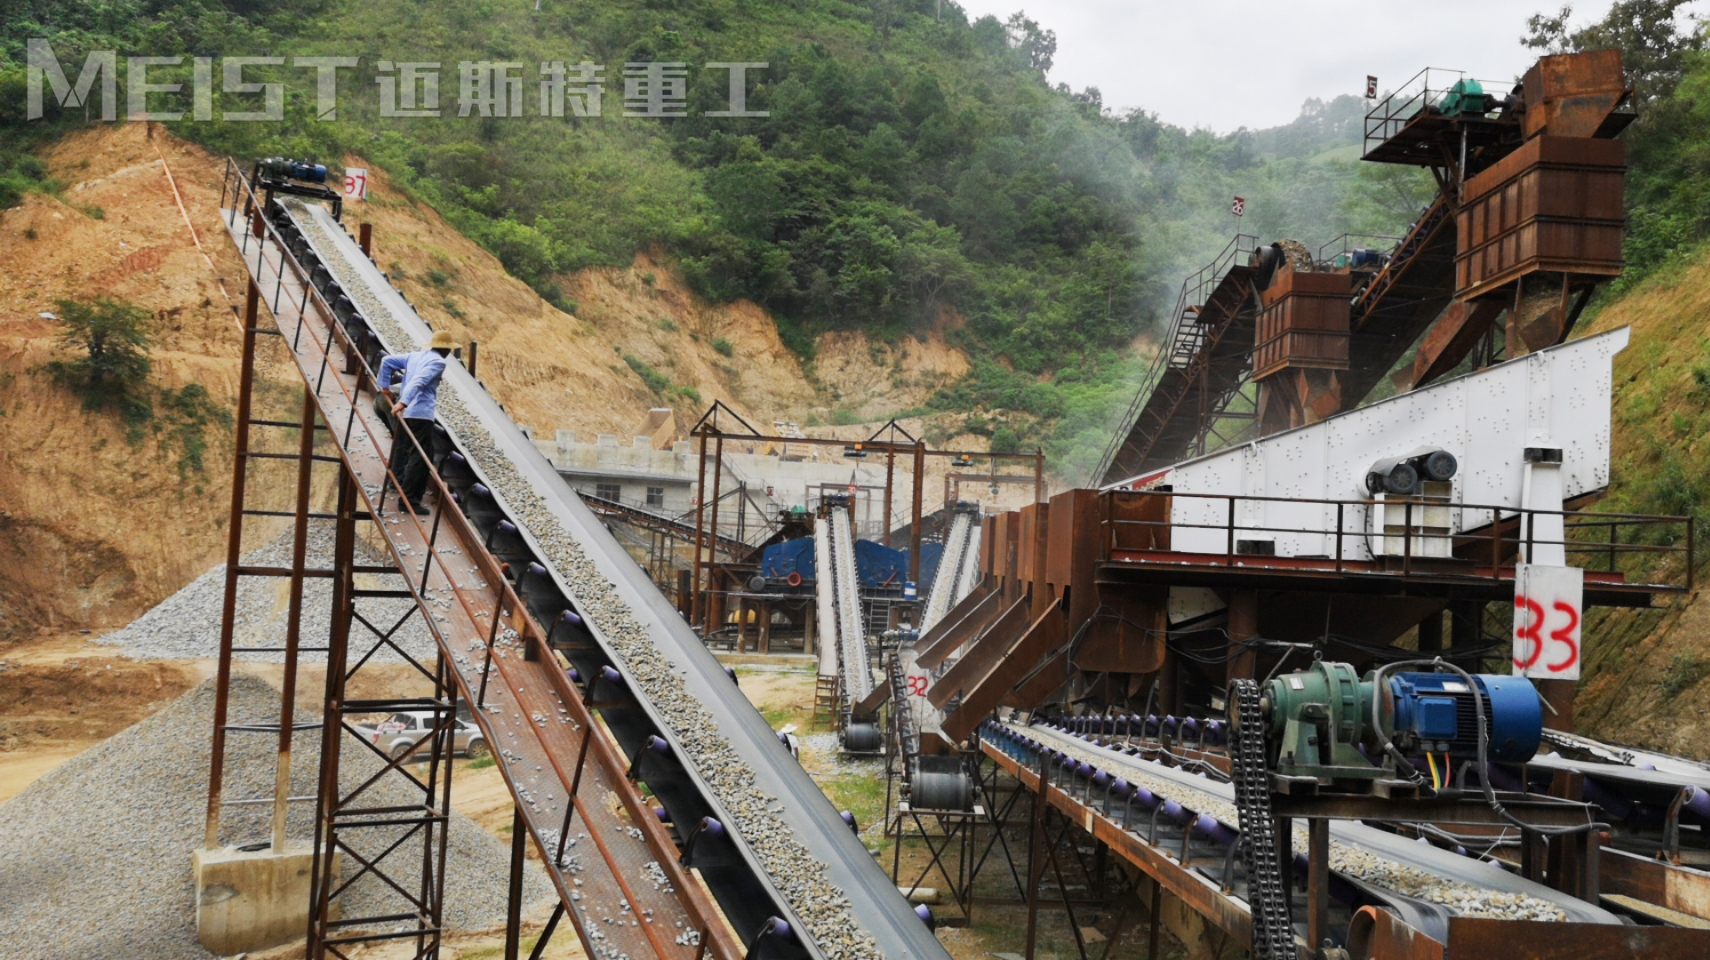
[351,711,489,762]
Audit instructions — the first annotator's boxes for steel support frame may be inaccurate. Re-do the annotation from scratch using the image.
[307,464,460,960]
[217,166,744,960]
[205,281,341,854]
[1014,755,1135,960]
[203,280,459,960]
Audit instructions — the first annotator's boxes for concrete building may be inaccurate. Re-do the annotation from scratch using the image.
[530,414,919,545]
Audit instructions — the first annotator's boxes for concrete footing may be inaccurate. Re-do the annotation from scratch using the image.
[192,844,337,954]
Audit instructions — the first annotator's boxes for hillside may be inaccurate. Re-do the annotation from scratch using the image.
[1,0,1422,481]
[1569,251,1710,754]
[0,123,977,643]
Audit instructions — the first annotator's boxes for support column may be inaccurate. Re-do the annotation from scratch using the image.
[1450,599,1481,649]
[1225,590,1259,685]
[272,385,319,851]
[204,277,261,851]
[706,435,725,628]
[910,441,925,587]
[1307,818,1330,956]
[884,447,895,547]
[505,807,526,960]
[691,430,708,627]
[307,466,358,959]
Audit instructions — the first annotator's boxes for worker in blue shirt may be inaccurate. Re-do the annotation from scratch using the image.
[377,329,456,515]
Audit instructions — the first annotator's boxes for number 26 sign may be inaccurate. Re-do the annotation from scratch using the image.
[1513,564,1583,680]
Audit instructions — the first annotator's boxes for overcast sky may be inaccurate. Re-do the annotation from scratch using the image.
[951,0,1705,132]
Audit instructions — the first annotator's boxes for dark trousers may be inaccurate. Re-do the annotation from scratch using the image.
[389,417,436,506]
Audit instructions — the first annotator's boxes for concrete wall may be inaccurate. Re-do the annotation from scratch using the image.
[535,431,921,542]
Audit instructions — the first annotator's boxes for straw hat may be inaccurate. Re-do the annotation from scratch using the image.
[428,330,456,350]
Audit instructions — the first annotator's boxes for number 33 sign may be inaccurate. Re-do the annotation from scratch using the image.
[1513,564,1583,680]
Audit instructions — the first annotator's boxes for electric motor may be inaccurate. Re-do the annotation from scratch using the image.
[1385,671,1540,762]
[1259,661,1541,784]
[257,157,328,184]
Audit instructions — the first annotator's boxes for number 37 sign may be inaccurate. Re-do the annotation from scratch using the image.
[1513,564,1583,680]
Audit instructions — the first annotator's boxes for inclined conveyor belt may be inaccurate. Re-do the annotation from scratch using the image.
[954,524,981,613]
[919,512,972,634]
[812,517,839,678]
[231,183,945,960]
[828,509,873,704]
[999,720,1618,945]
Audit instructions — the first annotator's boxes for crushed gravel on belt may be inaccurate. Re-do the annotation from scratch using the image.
[1023,725,1568,923]
[0,675,552,960]
[288,200,889,960]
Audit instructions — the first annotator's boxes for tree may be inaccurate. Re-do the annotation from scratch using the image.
[46,297,152,419]
[1005,13,1057,77]
[1524,1,1705,103]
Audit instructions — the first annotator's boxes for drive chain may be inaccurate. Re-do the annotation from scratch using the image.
[1231,677,1295,960]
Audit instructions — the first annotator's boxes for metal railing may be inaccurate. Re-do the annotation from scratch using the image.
[1099,488,1693,592]
[1349,196,1452,325]
[1362,67,1508,153]
[218,158,741,958]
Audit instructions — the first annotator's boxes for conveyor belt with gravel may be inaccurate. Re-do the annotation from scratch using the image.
[919,511,971,633]
[828,509,873,704]
[270,197,943,960]
[812,517,839,678]
[1013,721,1618,931]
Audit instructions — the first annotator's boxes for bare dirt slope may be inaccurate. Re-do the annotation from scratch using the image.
[0,124,975,647]
[0,124,253,644]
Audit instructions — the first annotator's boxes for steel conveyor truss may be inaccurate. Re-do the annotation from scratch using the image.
[214,160,946,960]
[1095,235,1260,484]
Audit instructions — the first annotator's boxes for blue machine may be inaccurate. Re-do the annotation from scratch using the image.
[257,157,328,184]
[754,537,942,588]
[757,537,817,583]
[1387,671,1542,763]
[1263,662,1543,784]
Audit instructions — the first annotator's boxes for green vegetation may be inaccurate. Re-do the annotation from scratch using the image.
[2,0,1435,482]
[711,336,735,357]
[44,297,154,427]
[0,152,55,208]
[42,297,230,477]
[621,352,672,394]
[1662,652,1707,697]
[155,383,232,480]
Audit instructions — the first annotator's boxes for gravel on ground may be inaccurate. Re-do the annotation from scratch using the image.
[0,675,552,960]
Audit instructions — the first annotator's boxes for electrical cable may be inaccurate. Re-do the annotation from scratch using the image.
[1378,657,1602,836]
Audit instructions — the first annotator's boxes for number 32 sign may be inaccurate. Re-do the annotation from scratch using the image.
[1513,564,1583,680]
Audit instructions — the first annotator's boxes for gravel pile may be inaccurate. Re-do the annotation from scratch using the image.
[0,675,552,960]
[95,523,434,665]
[289,200,888,960]
[1026,725,1569,923]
